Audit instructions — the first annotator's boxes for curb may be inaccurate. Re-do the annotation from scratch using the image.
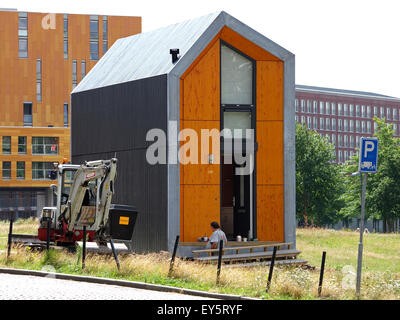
[0,267,259,300]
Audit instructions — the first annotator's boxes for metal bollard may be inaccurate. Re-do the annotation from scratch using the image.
[7,218,14,259]
[168,235,180,277]
[318,251,327,297]
[216,239,224,285]
[266,246,278,293]
[82,226,87,269]
[46,219,51,251]
[109,239,120,270]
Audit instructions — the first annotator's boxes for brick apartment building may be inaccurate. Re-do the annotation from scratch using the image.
[295,85,400,163]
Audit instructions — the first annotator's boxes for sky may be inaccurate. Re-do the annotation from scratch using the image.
[2,0,400,98]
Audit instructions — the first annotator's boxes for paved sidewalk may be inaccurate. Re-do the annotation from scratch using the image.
[0,273,214,300]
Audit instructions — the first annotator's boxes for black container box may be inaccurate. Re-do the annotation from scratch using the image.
[108,204,138,240]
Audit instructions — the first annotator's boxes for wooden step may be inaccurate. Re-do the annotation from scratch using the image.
[225,259,308,268]
[194,249,301,263]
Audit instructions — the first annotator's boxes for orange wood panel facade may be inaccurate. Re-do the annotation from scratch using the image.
[180,27,284,242]
[0,10,141,188]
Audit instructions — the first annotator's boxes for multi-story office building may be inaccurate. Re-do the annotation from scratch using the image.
[295,85,400,163]
[0,8,141,219]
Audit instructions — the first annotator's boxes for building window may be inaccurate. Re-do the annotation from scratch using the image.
[306,100,311,113]
[367,121,371,133]
[326,118,330,130]
[349,104,354,117]
[2,162,11,180]
[338,134,343,147]
[2,136,11,154]
[350,120,354,132]
[313,101,318,113]
[332,118,336,131]
[356,120,360,132]
[344,135,349,147]
[313,117,318,129]
[356,136,360,148]
[81,60,86,79]
[361,121,366,133]
[393,108,397,121]
[32,137,59,155]
[326,102,330,115]
[338,119,343,131]
[221,44,253,105]
[380,107,384,119]
[18,136,27,154]
[17,162,25,180]
[295,99,299,112]
[72,60,77,89]
[374,106,378,117]
[32,162,54,180]
[103,16,108,54]
[361,105,366,118]
[64,103,69,127]
[36,59,42,101]
[90,15,99,60]
[338,103,342,116]
[331,103,336,115]
[319,118,324,130]
[301,116,305,125]
[344,119,348,132]
[64,14,68,59]
[23,102,32,126]
[394,124,398,136]
[387,108,391,120]
[356,105,360,117]
[320,102,324,114]
[295,116,299,123]
[367,106,371,118]
[332,134,336,145]
[18,12,28,58]
[344,104,348,116]
[374,122,378,133]
[344,151,348,161]
[301,100,305,112]
[350,136,354,148]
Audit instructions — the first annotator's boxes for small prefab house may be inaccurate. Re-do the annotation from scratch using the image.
[71,11,296,255]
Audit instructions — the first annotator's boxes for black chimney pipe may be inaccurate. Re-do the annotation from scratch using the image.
[170,48,180,63]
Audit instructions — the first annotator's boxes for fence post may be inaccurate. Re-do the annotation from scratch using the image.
[266,246,278,293]
[216,239,224,285]
[7,218,14,260]
[318,251,327,297]
[82,226,87,269]
[168,235,180,277]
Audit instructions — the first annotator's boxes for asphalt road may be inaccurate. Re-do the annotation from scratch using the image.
[0,273,214,300]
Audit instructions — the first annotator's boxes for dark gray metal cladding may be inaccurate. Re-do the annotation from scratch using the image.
[71,75,168,253]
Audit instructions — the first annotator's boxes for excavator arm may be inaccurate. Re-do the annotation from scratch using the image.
[62,158,117,235]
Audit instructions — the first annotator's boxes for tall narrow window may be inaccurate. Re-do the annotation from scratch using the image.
[81,60,86,79]
[103,16,108,54]
[331,103,336,115]
[17,162,25,180]
[313,101,318,113]
[63,14,68,59]
[36,59,42,101]
[18,12,28,58]
[32,162,54,180]
[90,16,99,60]
[18,137,27,154]
[2,162,11,180]
[221,44,253,105]
[2,136,11,154]
[295,99,299,112]
[72,60,77,89]
[64,103,69,127]
[23,102,32,126]
[349,104,354,116]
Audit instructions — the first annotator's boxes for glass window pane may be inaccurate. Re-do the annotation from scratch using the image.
[223,111,252,139]
[221,44,253,105]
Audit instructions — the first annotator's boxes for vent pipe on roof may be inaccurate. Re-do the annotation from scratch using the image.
[170,49,180,63]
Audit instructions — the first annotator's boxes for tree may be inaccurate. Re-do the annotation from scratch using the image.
[340,117,400,232]
[296,123,345,227]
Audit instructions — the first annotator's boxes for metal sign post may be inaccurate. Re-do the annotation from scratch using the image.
[356,137,378,297]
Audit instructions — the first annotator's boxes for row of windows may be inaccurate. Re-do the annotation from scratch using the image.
[319,132,369,149]
[23,102,68,127]
[2,136,59,155]
[1,161,54,181]
[295,99,400,120]
[295,116,393,134]
[19,13,108,60]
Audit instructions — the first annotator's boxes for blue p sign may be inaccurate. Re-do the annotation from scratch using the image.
[359,137,378,173]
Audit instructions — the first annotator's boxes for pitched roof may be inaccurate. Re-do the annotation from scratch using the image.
[73,11,293,94]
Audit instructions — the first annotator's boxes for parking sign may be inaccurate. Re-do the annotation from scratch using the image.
[359,137,378,173]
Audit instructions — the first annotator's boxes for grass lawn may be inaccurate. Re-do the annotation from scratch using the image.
[1,218,400,300]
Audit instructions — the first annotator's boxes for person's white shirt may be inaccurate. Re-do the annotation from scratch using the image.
[207,229,227,249]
